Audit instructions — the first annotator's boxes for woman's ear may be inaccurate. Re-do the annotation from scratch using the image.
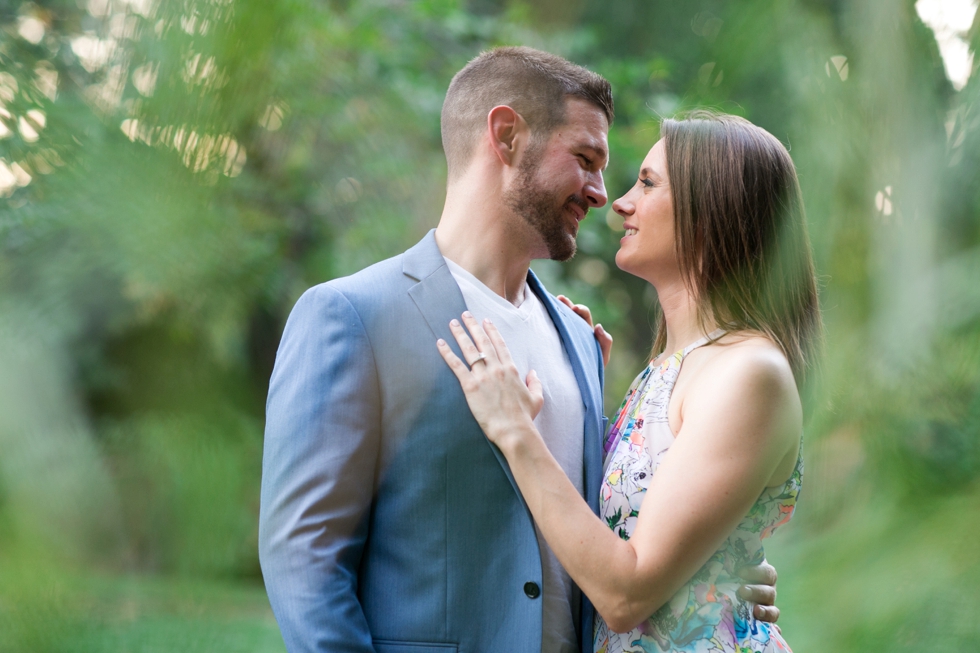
[487,105,529,167]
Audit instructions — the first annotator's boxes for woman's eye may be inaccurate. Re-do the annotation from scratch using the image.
[640,177,654,188]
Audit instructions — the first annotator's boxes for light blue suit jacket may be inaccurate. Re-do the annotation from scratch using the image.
[259,230,607,653]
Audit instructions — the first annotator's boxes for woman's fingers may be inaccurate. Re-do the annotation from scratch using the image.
[526,369,544,408]
[436,338,470,382]
[560,294,612,366]
[482,319,516,367]
[557,294,596,328]
[448,316,487,368]
[595,324,613,367]
[459,312,499,364]
[570,303,594,327]
[574,304,593,326]
[438,313,547,439]
[526,368,542,394]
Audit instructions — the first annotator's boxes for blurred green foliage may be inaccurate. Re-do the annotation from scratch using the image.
[1,0,978,651]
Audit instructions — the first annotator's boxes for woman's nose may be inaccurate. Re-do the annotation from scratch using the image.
[612,194,632,216]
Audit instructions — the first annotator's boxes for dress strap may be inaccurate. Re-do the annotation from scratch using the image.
[679,328,726,357]
[654,329,727,364]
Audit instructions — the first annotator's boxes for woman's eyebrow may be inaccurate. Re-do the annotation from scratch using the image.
[640,166,664,181]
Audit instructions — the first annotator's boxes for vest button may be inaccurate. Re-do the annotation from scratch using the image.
[523,581,541,599]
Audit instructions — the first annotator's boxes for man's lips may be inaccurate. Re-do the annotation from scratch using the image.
[566,197,589,222]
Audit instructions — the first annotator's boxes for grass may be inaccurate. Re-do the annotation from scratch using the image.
[1,487,978,653]
[0,569,286,653]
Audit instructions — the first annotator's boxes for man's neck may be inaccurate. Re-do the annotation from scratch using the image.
[435,176,541,307]
[435,222,532,306]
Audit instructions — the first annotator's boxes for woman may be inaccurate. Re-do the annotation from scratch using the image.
[436,111,820,653]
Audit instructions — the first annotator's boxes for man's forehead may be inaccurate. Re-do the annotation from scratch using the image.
[561,97,610,133]
[556,100,609,154]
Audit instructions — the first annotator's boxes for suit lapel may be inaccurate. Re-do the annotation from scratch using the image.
[403,230,530,504]
[526,270,604,516]
[405,231,603,647]
[403,231,469,348]
[402,232,604,515]
[526,270,605,650]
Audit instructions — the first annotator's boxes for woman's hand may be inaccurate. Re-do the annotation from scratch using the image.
[436,312,544,451]
[557,295,612,366]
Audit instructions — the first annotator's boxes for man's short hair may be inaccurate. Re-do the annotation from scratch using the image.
[441,46,614,181]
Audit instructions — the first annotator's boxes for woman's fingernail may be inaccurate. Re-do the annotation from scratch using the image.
[450,319,459,327]
[462,311,472,319]
[437,339,445,346]
[484,318,492,324]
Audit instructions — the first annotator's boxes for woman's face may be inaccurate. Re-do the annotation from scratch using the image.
[613,140,678,284]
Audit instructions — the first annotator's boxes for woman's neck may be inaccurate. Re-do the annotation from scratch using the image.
[655,280,718,357]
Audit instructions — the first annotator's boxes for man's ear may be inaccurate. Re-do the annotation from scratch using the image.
[487,105,529,167]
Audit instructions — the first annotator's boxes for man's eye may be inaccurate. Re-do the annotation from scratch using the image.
[579,155,593,167]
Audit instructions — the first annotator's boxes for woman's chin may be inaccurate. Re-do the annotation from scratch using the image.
[614,250,633,274]
[614,254,656,285]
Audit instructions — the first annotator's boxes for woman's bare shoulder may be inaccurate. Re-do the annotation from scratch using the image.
[672,331,800,444]
[687,332,794,389]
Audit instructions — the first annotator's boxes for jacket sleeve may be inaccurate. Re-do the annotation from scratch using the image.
[259,284,382,653]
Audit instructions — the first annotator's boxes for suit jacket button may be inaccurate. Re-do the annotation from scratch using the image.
[524,582,541,599]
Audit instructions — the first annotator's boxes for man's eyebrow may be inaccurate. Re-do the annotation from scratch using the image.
[578,142,609,169]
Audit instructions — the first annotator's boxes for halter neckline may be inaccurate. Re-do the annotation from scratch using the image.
[652,328,727,365]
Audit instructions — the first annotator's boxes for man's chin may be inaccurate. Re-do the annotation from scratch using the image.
[548,233,577,262]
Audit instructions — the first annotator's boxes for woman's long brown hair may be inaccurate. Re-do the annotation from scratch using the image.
[651,111,821,385]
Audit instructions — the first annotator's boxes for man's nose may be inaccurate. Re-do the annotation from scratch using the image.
[585,171,608,208]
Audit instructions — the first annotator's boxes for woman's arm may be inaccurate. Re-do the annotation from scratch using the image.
[438,313,799,633]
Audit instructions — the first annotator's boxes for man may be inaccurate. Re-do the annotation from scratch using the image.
[259,46,777,653]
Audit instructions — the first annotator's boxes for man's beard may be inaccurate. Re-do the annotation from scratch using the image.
[504,148,587,262]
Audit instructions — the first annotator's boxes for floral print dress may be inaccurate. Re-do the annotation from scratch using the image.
[594,331,801,653]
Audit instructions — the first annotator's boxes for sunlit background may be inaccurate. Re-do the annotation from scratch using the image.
[1,0,978,651]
